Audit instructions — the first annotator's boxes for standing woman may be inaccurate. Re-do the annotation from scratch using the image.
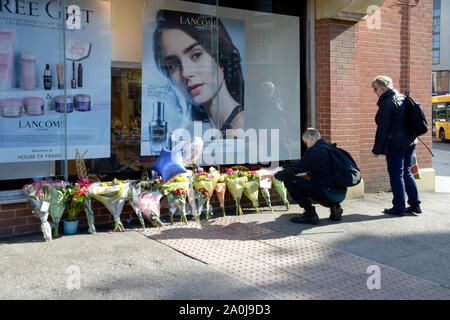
[371,76,422,215]
[153,9,244,137]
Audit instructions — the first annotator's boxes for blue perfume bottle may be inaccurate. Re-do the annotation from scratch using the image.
[149,101,167,154]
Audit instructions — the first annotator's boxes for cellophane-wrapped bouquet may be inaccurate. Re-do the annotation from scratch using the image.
[137,178,164,227]
[185,170,199,221]
[23,180,53,242]
[215,174,227,217]
[272,178,290,210]
[195,188,210,222]
[167,187,188,224]
[193,168,220,220]
[127,181,147,230]
[160,174,190,224]
[48,180,68,237]
[224,168,248,216]
[89,178,129,232]
[257,169,273,213]
[243,171,260,213]
[77,177,96,234]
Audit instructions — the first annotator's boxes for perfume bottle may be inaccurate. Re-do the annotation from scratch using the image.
[43,64,52,90]
[149,101,167,154]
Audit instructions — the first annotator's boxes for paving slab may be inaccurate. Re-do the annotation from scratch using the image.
[143,212,450,300]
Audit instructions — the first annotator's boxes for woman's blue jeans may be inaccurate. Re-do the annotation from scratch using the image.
[386,144,421,212]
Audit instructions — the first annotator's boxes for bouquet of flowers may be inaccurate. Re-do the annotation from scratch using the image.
[137,180,164,227]
[23,180,53,242]
[48,180,68,237]
[215,174,227,217]
[272,178,290,210]
[185,171,199,221]
[127,181,147,230]
[193,168,219,220]
[89,178,129,232]
[195,188,210,222]
[224,168,248,215]
[77,178,96,234]
[243,171,260,213]
[63,183,90,223]
[160,174,190,224]
[257,169,274,213]
[167,187,188,224]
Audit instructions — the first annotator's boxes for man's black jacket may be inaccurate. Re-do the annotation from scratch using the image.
[372,89,416,155]
[274,139,346,194]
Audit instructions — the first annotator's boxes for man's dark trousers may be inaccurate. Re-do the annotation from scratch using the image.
[278,175,333,210]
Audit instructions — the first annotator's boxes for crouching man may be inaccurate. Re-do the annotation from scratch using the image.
[274,128,347,225]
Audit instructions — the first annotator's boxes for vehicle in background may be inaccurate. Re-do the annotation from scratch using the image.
[432,94,450,141]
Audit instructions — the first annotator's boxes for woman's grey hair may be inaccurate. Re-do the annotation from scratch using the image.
[372,76,394,91]
[302,128,321,140]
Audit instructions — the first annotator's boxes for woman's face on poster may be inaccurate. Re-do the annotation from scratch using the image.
[161,28,224,107]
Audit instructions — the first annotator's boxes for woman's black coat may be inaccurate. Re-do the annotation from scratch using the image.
[372,89,416,155]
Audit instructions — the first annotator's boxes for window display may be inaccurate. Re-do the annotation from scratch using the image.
[0,0,303,203]
[0,0,111,165]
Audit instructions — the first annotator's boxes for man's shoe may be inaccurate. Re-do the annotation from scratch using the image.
[383,208,406,216]
[291,214,319,225]
[406,204,422,214]
[290,208,319,225]
[329,203,343,221]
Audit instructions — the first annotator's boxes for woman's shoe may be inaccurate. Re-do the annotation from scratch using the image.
[383,208,406,216]
[406,204,422,214]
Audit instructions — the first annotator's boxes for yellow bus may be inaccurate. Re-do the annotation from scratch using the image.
[432,94,450,141]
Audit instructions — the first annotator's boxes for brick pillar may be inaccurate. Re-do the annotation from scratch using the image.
[315,18,361,174]
[316,0,433,192]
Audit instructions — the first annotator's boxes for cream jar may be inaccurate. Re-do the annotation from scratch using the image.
[74,94,91,111]
[55,95,73,113]
[0,98,22,118]
[24,97,45,116]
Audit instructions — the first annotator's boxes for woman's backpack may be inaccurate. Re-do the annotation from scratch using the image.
[403,93,429,138]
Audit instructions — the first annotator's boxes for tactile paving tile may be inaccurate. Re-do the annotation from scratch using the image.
[143,217,450,300]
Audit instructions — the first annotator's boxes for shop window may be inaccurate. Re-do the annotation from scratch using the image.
[0,0,304,201]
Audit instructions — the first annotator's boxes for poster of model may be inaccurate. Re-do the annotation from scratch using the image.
[0,0,111,163]
[141,8,245,161]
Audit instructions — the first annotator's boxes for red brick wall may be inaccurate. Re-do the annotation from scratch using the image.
[316,0,433,192]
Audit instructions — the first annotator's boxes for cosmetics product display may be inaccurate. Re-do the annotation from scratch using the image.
[77,63,83,88]
[149,101,168,154]
[0,98,22,118]
[21,52,37,90]
[0,29,15,91]
[56,64,64,89]
[55,95,73,113]
[24,97,45,116]
[74,94,91,111]
[43,64,52,90]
